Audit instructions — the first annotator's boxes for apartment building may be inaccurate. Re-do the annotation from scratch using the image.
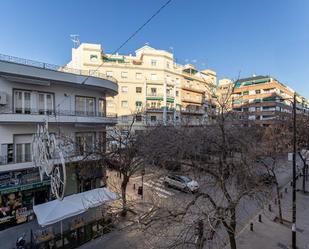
[217,75,308,125]
[66,43,216,127]
[0,55,117,226]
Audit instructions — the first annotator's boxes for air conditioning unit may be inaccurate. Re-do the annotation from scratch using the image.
[0,92,8,105]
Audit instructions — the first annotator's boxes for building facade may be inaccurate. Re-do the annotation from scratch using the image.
[0,55,117,227]
[216,75,308,126]
[66,43,216,127]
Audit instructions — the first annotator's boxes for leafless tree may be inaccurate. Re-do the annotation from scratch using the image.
[103,119,144,216]
[257,121,291,224]
[140,110,267,249]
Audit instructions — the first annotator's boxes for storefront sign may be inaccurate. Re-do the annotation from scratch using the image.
[0,180,50,195]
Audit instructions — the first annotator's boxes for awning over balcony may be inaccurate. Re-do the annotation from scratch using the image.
[33,187,119,226]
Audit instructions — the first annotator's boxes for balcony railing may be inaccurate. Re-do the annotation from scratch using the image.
[0,154,31,166]
[0,107,117,118]
[182,84,205,93]
[181,96,203,104]
[0,53,118,83]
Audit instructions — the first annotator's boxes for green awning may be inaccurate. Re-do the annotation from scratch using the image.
[0,180,50,195]
[146,96,163,101]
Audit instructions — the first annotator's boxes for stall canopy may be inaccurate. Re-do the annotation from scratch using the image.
[33,188,119,226]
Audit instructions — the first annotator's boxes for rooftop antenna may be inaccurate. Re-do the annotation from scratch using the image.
[70,34,80,48]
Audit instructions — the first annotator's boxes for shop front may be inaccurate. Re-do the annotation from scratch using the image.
[0,169,50,230]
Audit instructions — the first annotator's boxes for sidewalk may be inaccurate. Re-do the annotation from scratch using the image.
[229,177,309,249]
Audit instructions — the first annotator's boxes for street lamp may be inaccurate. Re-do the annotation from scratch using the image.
[281,93,297,249]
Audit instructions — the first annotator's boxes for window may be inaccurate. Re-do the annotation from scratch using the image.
[243,91,249,95]
[75,132,95,155]
[150,88,157,96]
[166,61,170,68]
[14,90,31,114]
[121,101,128,108]
[121,86,129,93]
[151,59,157,67]
[38,92,54,115]
[255,90,261,94]
[150,116,157,122]
[176,91,179,97]
[136,87,142,93]
[106,71,113,77]
[136,101,142,107]
[98,99,106,117]
[150,74,157,80]
[15,143,31,163]
[136,115,142,122]
[75,96,95,116]
[90,54,98,61]
[121,72,128,78]
[136,73,142,79]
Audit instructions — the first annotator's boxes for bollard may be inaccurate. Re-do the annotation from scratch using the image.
[133,184,136,190]
[258,214,262,223]
[268,204,272,212]
[285,188,288,193]
[250,223,253,231]
[290,181,293,187]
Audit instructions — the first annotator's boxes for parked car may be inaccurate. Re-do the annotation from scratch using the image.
[163,175,199,193]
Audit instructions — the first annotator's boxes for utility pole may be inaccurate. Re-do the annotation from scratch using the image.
[292,92,297,249]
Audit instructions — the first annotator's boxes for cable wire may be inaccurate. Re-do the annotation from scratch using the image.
[81,0,173,84]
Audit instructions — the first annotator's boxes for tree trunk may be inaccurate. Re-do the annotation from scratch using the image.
[227,231,237,249]
[195,219,204,249]
[303,164,306,193]
[121,175,129,216]
[224,207,237,249]
[276,183,283,224]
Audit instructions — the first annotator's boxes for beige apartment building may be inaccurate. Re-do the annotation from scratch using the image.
[216,75,309,126]
[66,43,216,127]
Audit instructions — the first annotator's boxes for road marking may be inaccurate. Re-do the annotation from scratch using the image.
[144,182,175,196]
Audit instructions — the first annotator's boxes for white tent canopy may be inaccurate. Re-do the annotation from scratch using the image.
[33,188,119,226]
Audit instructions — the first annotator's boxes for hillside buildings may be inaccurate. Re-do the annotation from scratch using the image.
[66,43,217,127]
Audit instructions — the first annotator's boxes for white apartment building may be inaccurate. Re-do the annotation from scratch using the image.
[0,55,118,225]
[66,43,217,127]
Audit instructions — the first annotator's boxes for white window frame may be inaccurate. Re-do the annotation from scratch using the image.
[121,72,128,78]
[121,101,128,108]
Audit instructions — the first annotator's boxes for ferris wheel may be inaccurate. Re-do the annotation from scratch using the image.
[32,121,66,200]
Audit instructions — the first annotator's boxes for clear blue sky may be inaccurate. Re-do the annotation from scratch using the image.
[0,0,308,97]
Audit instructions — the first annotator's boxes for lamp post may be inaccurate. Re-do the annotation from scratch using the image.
[277,93,297,248]
[292,93,297,249]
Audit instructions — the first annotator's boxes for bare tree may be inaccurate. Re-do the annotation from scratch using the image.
[141,111,267,249]
[257,122,291,224]
[104,119,144,216]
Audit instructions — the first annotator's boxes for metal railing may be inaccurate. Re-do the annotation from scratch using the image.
[0,154,31,166]
[0,107,117,118]
[0,53,118,83]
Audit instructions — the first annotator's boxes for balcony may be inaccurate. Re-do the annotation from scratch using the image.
[146,107,175,113]
[181,96,203,104]
[0,53,118,84]
[0,148,104,172]
[181,107,205,115]
[181,84,205,93]
[0,107,117,124]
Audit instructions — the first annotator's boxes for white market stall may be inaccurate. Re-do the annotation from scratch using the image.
[33,187,119,227]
